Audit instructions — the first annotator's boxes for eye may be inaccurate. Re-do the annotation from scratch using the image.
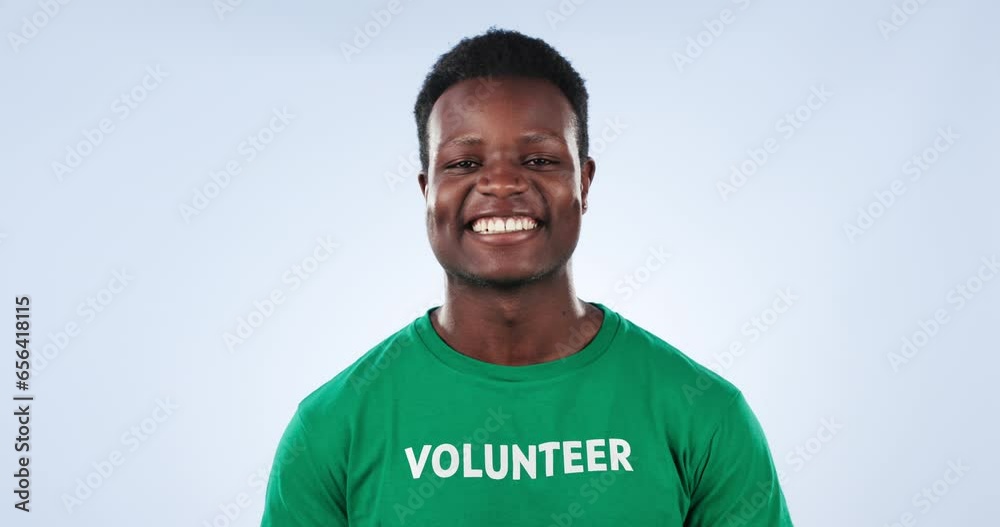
[445,160,480,170]
[525,158,558,167]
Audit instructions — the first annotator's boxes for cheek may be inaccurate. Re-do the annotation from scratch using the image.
[546,180,583,213]
[427,182,462,227]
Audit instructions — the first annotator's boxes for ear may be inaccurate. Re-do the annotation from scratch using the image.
[418,171,429,199]
[580,157,596,214]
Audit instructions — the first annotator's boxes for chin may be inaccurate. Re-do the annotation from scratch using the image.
[448,262,559,290]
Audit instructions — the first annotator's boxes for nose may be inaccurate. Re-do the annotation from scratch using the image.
[475,162,528,198]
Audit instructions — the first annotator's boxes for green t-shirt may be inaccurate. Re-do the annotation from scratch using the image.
[262,303,793,526]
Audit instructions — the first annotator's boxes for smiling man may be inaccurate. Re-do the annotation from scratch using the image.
[262,28,794,526]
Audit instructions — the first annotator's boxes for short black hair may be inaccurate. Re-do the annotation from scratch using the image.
[413,28,589,171]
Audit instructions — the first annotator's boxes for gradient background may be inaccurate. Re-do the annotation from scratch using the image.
[1,0,997,525]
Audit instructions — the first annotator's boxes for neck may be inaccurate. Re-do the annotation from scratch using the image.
[431,264,604,366]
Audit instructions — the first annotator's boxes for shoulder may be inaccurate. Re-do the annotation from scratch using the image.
[295,318,423,426]
[609,309,743,415]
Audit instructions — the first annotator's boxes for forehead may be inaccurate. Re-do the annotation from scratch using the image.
[427,76,577,145]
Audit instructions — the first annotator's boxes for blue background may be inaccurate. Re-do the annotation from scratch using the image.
[1,0,997,525]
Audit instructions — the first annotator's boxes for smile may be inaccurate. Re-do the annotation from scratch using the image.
[470,216,539,235]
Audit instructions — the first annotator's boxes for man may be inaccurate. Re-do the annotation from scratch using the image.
[262,28,793,526]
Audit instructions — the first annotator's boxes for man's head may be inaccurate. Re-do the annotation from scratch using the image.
[415,28,595,288]
[414,28,590,171]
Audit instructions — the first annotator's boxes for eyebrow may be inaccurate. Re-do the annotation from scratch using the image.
[441,132,567,148]
[444,135,483,147]
[521,132,566,146]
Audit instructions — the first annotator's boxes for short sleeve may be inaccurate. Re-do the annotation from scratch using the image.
[261,407,348,526]
[684,392,794,526]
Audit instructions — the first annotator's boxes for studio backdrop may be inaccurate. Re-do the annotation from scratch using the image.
[1,0,997,525]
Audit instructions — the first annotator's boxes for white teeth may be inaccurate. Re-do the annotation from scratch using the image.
[471,216,539,235]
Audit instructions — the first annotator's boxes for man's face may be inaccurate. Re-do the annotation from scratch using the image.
[419,76,595,288]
